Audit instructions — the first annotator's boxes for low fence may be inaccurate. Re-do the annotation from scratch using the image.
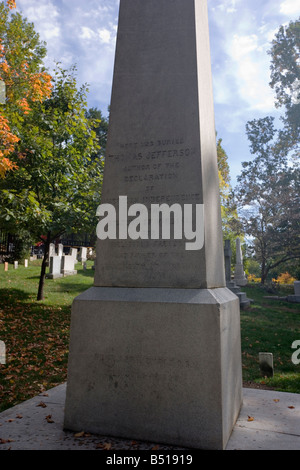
[0,230,16,258]
[0,230,95,261]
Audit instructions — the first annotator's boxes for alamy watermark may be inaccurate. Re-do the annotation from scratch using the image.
[96,196,204,251]
[292,340,300,365]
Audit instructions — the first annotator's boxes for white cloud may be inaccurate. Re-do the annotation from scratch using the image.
[280,0,300,15]
[215,0,240,14]
[43,25,60,41]
[80,26,96,41]
[98,28,112,45]
[217,32,275,112]
[231,34,260,59]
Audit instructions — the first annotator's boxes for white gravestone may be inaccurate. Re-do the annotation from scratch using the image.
[61,256,77,277]
[48,243,56,262]
[47,256,63,279]
[70,248,78,260]
[287,281,300,303]
[78,247,87,263]
[234,237,247,286]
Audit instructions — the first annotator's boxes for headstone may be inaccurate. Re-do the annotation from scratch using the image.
[64,0,243,450]
[24,259,28,268]
[259,352,274,377]
[58,244,64,257]
[224,240,252,309]
[61,256,77,277]
[287,281,300,303]
[70,248,78,261]
[234,237,247,286]
[4,262,8,272]
[78,247,87,263]
[295,281,300,296]
[14,261,18,269]
[46,256,63,279]
[48,243,56,261]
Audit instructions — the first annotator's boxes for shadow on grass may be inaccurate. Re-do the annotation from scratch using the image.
[0,288,32,305]
[75,268,94,278]
[53,281,93,294]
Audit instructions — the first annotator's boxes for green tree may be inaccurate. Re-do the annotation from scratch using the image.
[235,117,300,284]
[235,19,300,284]
[85,107,109,161]
[0,65,103,300]
[216,137,242,246]
[268,18,300,155]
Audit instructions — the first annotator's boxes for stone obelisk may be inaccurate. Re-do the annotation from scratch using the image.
[64,0,242,450]
[234,237,248,286]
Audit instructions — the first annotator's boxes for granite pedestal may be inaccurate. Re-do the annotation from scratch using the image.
[64,287,242,450]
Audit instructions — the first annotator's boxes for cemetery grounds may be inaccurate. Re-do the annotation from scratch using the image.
[0,260,299,413]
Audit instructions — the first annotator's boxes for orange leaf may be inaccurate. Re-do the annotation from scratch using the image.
[247,416,254,422]
[97,442,112,450]
[45,415,54,423]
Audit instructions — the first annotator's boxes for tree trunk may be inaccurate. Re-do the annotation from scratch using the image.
[37,233,51,301]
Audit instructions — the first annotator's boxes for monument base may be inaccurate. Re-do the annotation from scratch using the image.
[62,270,77,277]
[46,273,63,279]
[64,286,243,450]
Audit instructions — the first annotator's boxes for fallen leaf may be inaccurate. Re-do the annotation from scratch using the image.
[0,438,14,444]
[16,414,23,419]
[74,431,85,438]
[37,401,47,408]
[152,445,160,450]
[97,442,112,450]
[288,406,295,409]
[273,399,280,403]
[45,414,54,423]
[247,416,254,422]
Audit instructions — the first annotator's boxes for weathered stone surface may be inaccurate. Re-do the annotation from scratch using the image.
[64,0,243,451]
[234,237,247,286]
[64,286,242,450]
[47,256,63,279]
[61,256,77,277]
[94,0,225,290]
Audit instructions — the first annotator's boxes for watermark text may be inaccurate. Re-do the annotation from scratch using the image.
[96,196,204,251]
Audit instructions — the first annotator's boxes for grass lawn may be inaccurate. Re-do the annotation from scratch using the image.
[0,260,94,413]
[0,262,300,412]
[241,284,300,393]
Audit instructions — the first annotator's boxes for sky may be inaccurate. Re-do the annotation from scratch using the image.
[15,0,300,186]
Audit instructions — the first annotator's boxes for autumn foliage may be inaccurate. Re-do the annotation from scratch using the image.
[0,0,52,177]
